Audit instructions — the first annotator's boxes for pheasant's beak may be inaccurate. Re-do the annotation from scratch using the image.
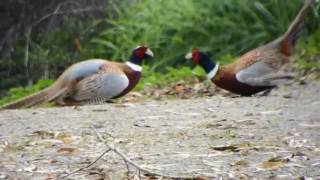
[146,48,154,58]
[185,52,192,60]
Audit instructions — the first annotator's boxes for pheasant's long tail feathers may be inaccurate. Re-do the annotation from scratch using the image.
[0,84,67,110]
[280,0,315,56]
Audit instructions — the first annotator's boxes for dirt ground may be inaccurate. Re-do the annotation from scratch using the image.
[0,80,319,179]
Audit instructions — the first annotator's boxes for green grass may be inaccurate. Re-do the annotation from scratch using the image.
[295,29,320,72]
[134,65,206,91]
[0,79,54,106]
[92,0,319,70]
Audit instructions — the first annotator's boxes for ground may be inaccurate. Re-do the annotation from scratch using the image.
[0,80,319,179]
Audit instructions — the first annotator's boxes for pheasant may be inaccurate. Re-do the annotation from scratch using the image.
[186,0,314,96]
[1,45,154,109]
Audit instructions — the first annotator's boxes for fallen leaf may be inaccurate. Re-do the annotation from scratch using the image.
[32,130,55,138]
[299,123,320,128]
[129,92,143,97]
[133,123,152,128]
[205,123,223,128]
[211,143,256,152]
[55,132,72,144]
[234,160,249,167]
[236,119,256,126]
[24,164,37,172]
[113,103,135,108]
[57,147,78,155]
[260,157,289,169]
[174,83,185,94]
[92,109,108,112]
[243,112,254,116]
[3,142,25,152]
[46,174,55,180]
[164,110,201,116]
[259,110,282,115]
[291,151,309,160]
[211,145,240,152]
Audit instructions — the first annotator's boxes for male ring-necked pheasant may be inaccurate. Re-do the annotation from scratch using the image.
[186,0,314,96]
[1,45,153,109]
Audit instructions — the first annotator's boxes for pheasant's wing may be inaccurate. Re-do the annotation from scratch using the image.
[235,48,290,86]
[72,65,129,103]
[236,61,294,86]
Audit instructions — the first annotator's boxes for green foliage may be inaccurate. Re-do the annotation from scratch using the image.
[1,0,319,101]
[93,0,319,71]
[295,29,320,71]
[0,79,54,105]
[134,65,206,91]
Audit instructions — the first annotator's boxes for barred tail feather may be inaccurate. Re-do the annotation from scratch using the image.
[0,84,66,109]
[281,0,315,55]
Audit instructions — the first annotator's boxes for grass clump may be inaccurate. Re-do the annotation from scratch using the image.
[295,29,320,73]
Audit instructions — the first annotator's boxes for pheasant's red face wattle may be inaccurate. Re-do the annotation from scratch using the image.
[135,46,147,59]
[192,49,201,64]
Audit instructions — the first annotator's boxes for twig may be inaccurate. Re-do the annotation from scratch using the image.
[33,7,104,27]
[164,110,201,116]
[0,26,15,52]
[90,124,206,179]
[125,160,130,178]
[90,125,158,175]
[58,148,111,179]
[24,27,32,86]
[138,169,142,180]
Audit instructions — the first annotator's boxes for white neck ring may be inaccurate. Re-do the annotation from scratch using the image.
[126,62,142,72]
[207,63,220,79]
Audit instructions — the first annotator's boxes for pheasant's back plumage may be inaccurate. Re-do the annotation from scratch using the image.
[231,48,290,73]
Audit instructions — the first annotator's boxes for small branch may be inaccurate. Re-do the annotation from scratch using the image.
[164,110,201,116]
[90,125,159,176]
[90,124,205,179]
[24,27,32,86]
[58,148,111,179]
[33,7,105,27]
[57,123,210,179]
[125,160,130,178]
[0,26,15,53]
